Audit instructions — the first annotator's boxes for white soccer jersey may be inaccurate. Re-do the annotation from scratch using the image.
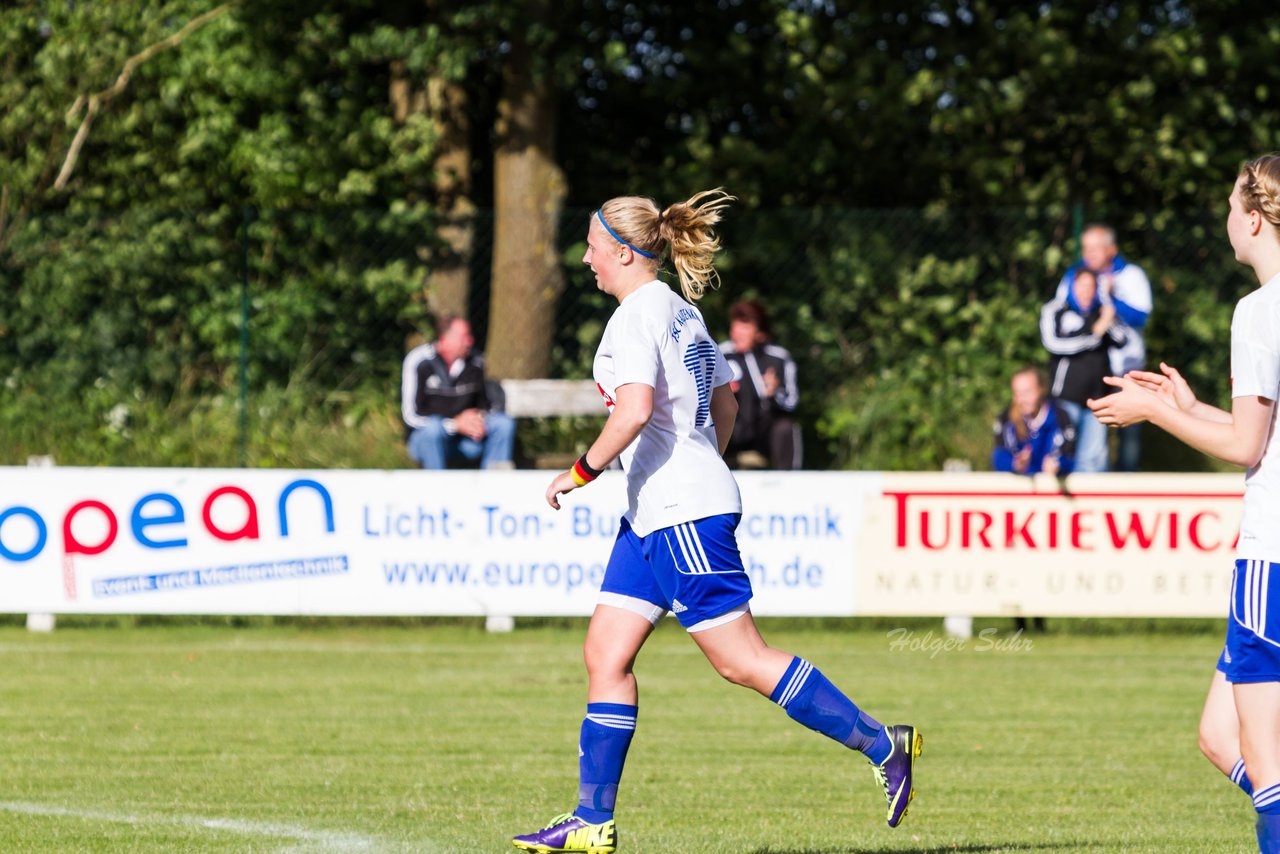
[1231,273,1280,560]
[593,280,742,536]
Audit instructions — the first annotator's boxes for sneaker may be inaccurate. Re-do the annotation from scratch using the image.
[871,724,923,828]
[512,813,617,853]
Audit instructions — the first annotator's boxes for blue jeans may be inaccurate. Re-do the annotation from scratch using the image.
[406,413,516,470]
[1057,399,1109,473]
[1116,423,1142,472]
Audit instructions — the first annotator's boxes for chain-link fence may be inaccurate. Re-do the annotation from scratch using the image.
[0,204,1248,470]
[407,203,1245,472]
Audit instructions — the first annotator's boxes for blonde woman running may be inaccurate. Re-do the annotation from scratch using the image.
[511,190,921,853]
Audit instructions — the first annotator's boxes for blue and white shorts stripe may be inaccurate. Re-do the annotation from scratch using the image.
[1237,559,1272,637]
[598,514,753,632]
[1218,559,1280,683]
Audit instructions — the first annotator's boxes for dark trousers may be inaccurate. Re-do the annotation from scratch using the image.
[727,414,801,470]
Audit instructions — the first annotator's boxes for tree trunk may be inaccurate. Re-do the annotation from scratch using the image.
[393,60,474,321]
[426,74,473,320]
[485,0,566,379]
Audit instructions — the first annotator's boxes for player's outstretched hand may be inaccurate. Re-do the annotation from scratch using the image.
[545,471,580,510]
[1089,375,1156,427]
[1125,362,1197,413]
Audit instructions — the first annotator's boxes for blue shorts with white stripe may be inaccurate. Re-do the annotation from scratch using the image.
[599,513,753,630]
[1218,559,1280,683]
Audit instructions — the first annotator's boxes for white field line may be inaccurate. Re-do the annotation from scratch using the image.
[0,641,478,655]
[0,800,393,852]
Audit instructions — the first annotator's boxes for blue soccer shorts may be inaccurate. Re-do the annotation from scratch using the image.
[598,513,754,632]
[1217,559,1280,683]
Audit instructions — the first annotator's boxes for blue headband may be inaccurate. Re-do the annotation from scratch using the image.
[595,209,658,259]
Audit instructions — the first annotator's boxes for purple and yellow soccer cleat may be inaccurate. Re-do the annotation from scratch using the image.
[871,724,923,828]
[512,813,617,854]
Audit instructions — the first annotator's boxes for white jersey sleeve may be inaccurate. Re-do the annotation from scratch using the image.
[1232,296,1280,401]
[1231,276,1280,561]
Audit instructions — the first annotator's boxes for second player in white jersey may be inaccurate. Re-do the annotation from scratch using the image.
[1090,153,1280,853]
[1229,278,1280,560]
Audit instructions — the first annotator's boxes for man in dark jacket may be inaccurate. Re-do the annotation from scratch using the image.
[401,315,515,469]
[718,300,801,469]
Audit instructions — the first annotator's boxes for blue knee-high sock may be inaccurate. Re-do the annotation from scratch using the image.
[1260,813,1280,854]
[1233,758,1255,796]
[1256,783,1280,853]
[1256,782,1280,815]
[770,657,893,765]
[573,703,636,825]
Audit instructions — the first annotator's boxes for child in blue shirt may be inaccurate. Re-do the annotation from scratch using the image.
[992,366,1076,475]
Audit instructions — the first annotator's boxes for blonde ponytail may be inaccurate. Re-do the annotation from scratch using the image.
[659,188,735,302]
[595,188,736,303]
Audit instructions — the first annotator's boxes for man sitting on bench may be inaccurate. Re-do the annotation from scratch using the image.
[401,314,515,470]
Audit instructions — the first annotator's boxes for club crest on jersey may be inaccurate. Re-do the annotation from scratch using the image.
[669,308,700,342]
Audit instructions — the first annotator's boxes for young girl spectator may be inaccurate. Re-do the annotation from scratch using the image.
[992,365,1077,475]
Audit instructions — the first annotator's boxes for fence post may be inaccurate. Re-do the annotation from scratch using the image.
[25,455,56,632]
[238,204,254,467]
[942,459,973,639]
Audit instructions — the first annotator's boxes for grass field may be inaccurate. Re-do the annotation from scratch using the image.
[0,619,1256,853]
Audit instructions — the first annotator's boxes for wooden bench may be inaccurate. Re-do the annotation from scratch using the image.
[499,379,605,418]
[497,379,771,470]
[498,379,606,469]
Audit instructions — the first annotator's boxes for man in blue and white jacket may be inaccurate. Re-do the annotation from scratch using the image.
[1054,224,1153,471]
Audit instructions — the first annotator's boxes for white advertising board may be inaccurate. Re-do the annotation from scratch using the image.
[861,473,1242,617]
[0,468,867,617]
[0,468,1244,618]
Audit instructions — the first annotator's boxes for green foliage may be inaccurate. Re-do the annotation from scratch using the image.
[0,3,436,439]
[0,380,410,469]
[4,1,1280,469]
[550,0,1280,470]
[687,208,1050,469]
